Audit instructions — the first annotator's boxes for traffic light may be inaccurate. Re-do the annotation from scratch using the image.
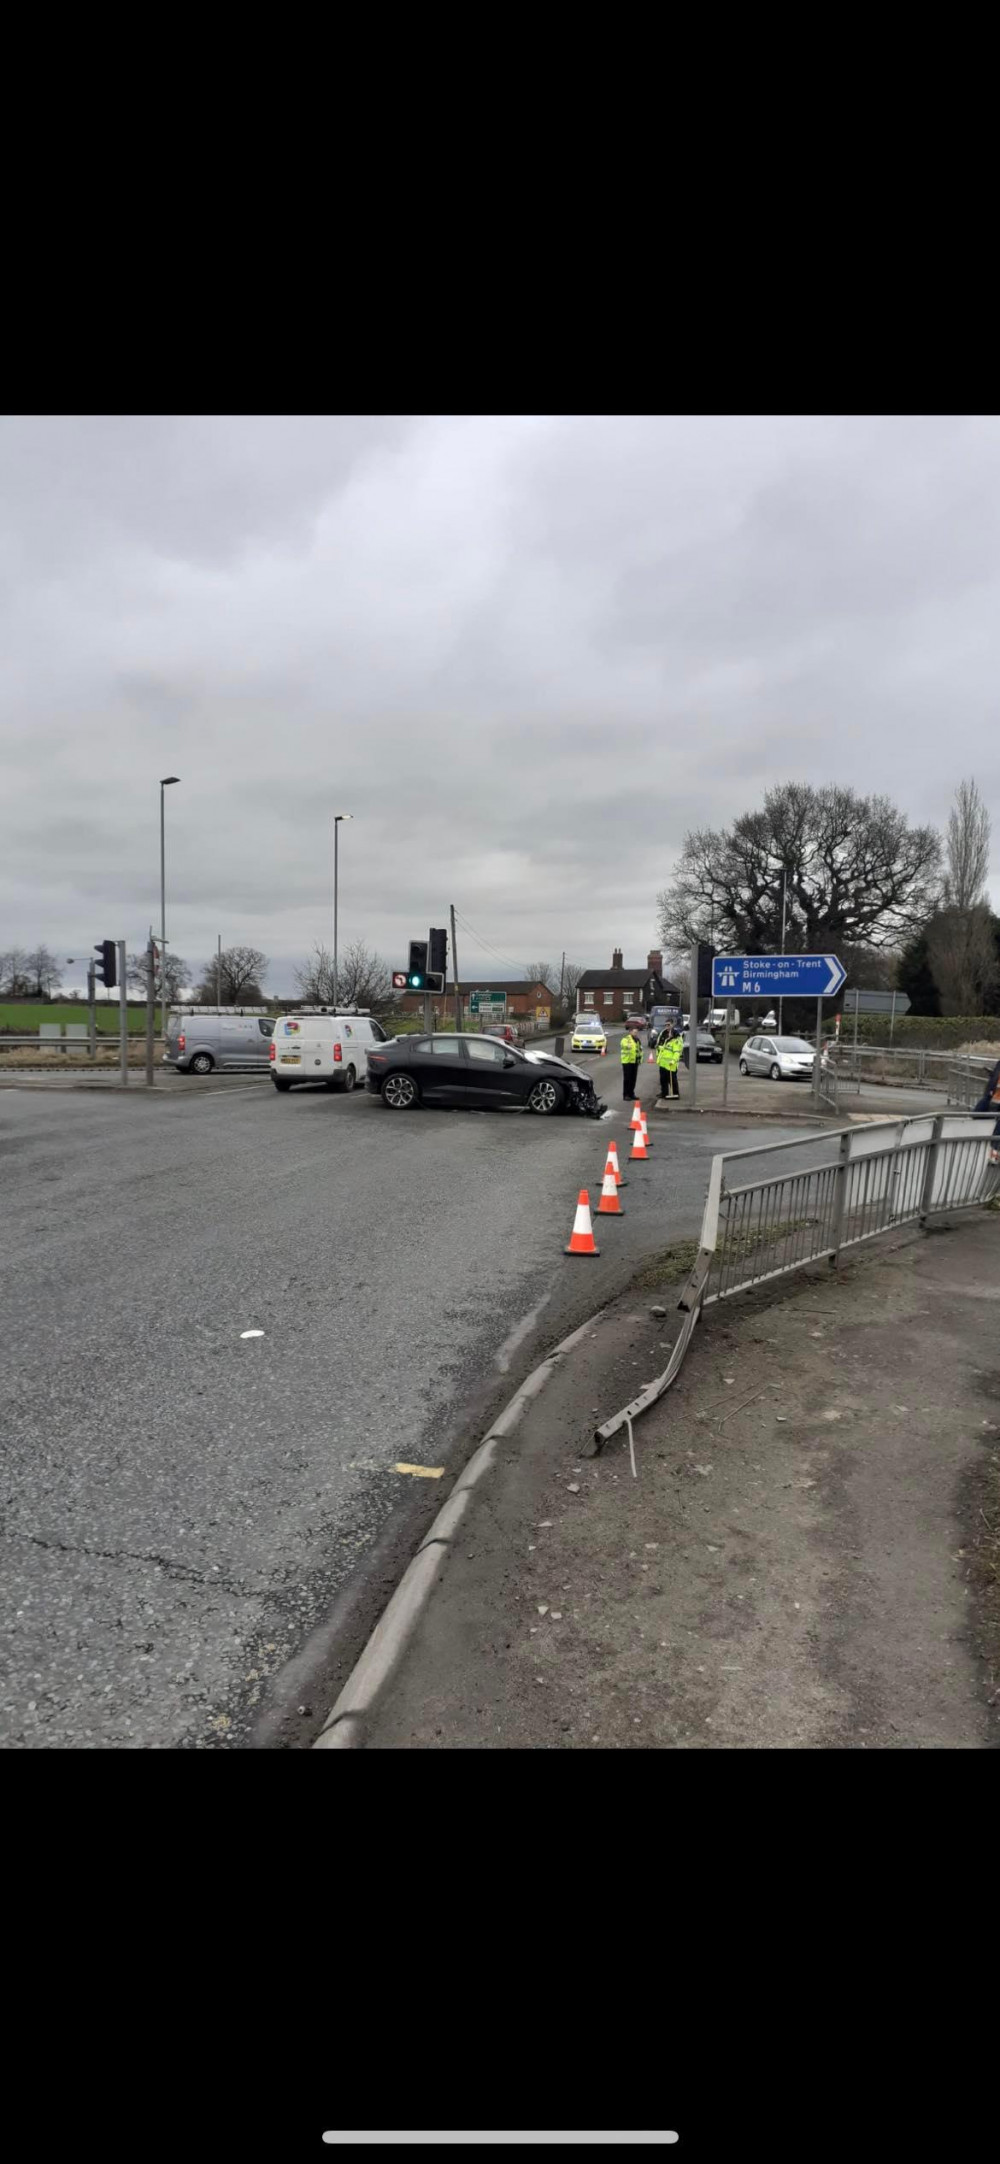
[407,939,428,989]
[95,939,117,989]
[425,927,447,992]
[697,943,716,999]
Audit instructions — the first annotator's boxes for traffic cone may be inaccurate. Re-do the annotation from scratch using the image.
[638,1104,653,1145]
[629,1100,644,1131]
[605,1140,626,1188]
[596,1164,625,1216]
[647,1049,655,1063]
[629,1124,649,1162]
[564,1188,600,1257]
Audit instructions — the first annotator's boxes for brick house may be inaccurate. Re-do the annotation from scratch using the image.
[394,977,552,1025]
[574,949,677,1024]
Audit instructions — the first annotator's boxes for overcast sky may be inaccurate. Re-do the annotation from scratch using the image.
[2,414,999,996]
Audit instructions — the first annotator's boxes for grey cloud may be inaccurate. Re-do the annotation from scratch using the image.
[1,415,999,991]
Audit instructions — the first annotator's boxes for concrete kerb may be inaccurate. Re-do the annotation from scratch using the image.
[313,1306,609,1750]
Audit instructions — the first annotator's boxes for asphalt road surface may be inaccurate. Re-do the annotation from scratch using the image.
[1,1069,814,1748]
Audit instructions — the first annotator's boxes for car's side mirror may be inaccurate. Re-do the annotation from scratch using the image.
[503,1053,516,1068]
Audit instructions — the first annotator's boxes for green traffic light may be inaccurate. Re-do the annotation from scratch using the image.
[409,973,423,988]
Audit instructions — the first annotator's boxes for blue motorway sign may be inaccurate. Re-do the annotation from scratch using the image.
[712,953,846,1000]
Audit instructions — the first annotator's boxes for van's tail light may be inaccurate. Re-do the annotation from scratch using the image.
[268,1042,275,1062]
[333,1043,342,1062]
[178,1033,186,1051]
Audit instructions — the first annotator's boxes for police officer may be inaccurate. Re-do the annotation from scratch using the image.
[656,1026,683,1102]
[620,1021,642,1100]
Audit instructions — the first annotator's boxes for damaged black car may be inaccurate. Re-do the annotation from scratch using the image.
[365,1034,607,1118]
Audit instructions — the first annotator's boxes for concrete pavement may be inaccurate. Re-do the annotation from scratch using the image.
[0,1077,814,1748]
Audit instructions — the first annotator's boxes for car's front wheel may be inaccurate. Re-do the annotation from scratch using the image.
[383,1071,419,1110]
[770,1063,782,1080]
[739,1059,749,1076]
[189,1051,214,1075]
[526,1078,563,1115]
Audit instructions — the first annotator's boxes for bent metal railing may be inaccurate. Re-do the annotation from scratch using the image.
[593,1111,998,1455]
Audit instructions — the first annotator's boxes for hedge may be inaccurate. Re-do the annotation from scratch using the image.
[835,1013,1000,1050]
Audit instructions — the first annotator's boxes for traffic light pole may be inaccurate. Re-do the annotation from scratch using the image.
[145,936,156,1087]
[87,963,96,1060]
[688,944,699,1112]
[450,904,462,1032]
[118,941,129,1087]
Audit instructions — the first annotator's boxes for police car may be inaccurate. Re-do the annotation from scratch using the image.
[571,1014,608,1055]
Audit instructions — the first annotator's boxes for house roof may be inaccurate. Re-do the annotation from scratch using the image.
[576,967,670,991]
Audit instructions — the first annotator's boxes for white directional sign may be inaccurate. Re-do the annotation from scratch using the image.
[713,954,846,1000]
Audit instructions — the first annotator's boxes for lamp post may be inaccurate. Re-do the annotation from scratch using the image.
[333,813,353,1009]
[160,776,180,1039]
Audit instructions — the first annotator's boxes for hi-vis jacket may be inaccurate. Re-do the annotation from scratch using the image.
[620,1031,641,1065]
[657,1035,683,1072]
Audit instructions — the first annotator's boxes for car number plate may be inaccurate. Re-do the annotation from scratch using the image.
[279,1053,301,1064]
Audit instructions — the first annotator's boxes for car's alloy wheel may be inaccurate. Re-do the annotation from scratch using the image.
[770,1063,781,1080]
[189,1052,214,1074]
[527,1079,562,1114]
[739,1060,749,1076]
[383,1072,418,1109]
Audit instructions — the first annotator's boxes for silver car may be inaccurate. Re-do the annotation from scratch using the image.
[739,1033,815,1081]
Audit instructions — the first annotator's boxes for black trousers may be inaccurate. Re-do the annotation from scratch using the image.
[622,1064,637,1099]
[659,1068,679,1098]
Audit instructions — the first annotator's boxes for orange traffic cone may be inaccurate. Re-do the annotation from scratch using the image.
[638,1104,653,1145]
[605,1140,626,1188]
[629,1100,644,1131]
[564,1188,600,1257]
[596,1164,625,1216]
[629,1123,649,1162]
[647,1049,655,1063]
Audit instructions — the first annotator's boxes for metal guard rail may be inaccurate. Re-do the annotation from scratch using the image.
[593,1111,998,1456]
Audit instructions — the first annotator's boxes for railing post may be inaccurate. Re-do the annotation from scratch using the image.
[919,1114,945,1225]
[829,1128,853,1265]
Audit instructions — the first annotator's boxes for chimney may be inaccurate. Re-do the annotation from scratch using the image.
[647,949,663,975]
[612,947,623,971]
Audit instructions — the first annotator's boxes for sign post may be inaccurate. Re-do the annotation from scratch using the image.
[117,940,129,1088]
[688,946,699,1111]
[722,999,733,1107]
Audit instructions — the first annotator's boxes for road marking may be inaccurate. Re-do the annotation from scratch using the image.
[394,1462,444,1479]
[240,1329,265,1339]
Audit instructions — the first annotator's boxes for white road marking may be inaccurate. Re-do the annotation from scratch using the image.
[240,1329,265,1338]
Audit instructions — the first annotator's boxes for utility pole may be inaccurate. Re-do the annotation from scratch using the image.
[777,867,788,1038]
[450,904,462,1031]
[118,940,129,1088]
[145,933,156,1086]
[217,934,222,1008]
[87,962,96,1060]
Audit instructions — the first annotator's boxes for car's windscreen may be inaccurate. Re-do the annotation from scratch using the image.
[774,1038,812,1052]
[575,1020,601,1031]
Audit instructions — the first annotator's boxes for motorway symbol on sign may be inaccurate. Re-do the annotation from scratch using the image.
[840,989,911,1015]
[713,954,846,1000]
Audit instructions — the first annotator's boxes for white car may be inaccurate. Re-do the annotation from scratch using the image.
[739,1034,815,1082]
[269,1008,391,1092]
[571,1016,608,1055]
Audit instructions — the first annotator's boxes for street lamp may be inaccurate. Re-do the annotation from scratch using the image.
[333,813,353,1010]
[160,776,180,1038]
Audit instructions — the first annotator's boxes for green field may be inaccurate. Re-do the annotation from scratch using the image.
[0,1001,149,1035]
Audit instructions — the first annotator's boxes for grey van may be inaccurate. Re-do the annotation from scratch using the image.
[164,1007,274,1074]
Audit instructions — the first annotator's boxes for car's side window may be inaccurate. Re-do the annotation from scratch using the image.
[466,1038,505,1063]
[430,1039,460,1056]
[368,1020,389,1042]
[258,1020,274,1037]
[409,1038,430,1053]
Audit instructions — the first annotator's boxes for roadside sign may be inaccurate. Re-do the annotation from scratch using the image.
[841,989,910,1015]
[713,954,846,1000]
[392,971,408,989]
[470,990,506,1015]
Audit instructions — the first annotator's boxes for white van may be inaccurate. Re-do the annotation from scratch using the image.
[269,1008,391,1093]
[708,1006,740,1030]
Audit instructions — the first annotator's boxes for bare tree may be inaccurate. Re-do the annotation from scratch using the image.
[944,777,991,910]
[562,961,583,1005]
[196,946,268,1004]
[294,939,391,1011]
[0,947,32,995]
[127,948,189,1002]
[294,944,336,1004]
[23,944,63,997]
[658,783,941,957]
[524,961,554,990]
